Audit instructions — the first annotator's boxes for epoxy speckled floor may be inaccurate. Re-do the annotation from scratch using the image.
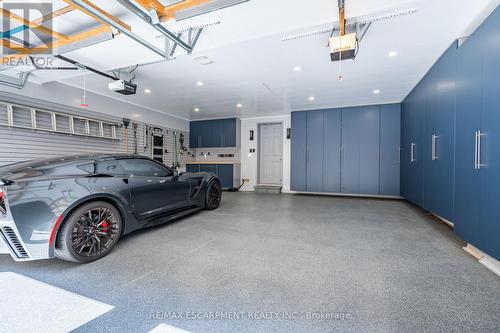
[1,192,499,333]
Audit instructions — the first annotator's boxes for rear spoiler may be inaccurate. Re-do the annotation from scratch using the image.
[0,178,14,186]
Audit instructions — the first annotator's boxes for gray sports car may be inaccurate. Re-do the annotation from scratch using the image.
[0,154,222,263]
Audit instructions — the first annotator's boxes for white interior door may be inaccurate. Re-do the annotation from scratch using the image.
[259,123,283,184]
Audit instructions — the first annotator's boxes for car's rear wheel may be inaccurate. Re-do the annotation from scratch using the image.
[204,180,222,210]
[55,201,122,263]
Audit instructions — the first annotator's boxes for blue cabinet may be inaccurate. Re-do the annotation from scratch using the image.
[423,44,456,222]
[401,82,425,206]
[380,104,401,196]
[189,121,201,148]
[306,110,324,192]
[400,6,500,259]
[478,8,500,259]
[187,164,235,189]
[291,111,307,191]
[223,118,237,147]
[200,164,217,174]
[341,106,380,194]
[217,164,233,189]
[341,107,361,193]
[359,106,380,195]
[454,31,483,246]
[291,105,400,196]
[323,109,342,193]
[186,164,200,173]
[189,118,239,148]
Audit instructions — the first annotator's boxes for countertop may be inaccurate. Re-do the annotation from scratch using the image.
[188,161,241,165]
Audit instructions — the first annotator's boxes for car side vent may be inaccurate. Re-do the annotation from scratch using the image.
[1,227,29,259]
[190,178,204,198]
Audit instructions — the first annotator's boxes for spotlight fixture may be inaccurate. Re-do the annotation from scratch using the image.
[308,96,315,101]
[144,88,151,94]
[373,89,380,94]
[196,81,204,86]
[293,66,302,72]
[389,51,398,57]
[194,107,200,112]
[236,103,243,108]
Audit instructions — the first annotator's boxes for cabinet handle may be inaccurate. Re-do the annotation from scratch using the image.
[410,142,416,163]
[474,131,479,170]
[431,134,438,161]
[398,148,401,164]
[477,130,485,169]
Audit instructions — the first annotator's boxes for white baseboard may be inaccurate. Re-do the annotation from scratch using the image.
[463,243,500,277]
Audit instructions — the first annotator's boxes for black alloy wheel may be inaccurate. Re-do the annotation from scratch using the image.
[56,201,122,263]
[205,180,222,210]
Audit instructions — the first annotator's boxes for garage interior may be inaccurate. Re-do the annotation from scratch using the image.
[0,1,500,332]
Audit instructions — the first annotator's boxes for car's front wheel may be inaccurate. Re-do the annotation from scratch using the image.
[204,180,222,210]
[55,201,122,263]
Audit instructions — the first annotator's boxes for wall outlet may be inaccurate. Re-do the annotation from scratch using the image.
[242,178,250,182]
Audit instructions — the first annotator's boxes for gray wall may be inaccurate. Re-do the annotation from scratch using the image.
[0,95,194,167]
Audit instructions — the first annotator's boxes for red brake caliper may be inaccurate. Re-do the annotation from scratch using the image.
[100,221,109,233]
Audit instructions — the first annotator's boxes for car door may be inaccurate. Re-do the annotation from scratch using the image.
[117,158,191,219]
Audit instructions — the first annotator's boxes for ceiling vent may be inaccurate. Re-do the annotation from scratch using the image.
[193,56,214,65]
[175,0,250,21]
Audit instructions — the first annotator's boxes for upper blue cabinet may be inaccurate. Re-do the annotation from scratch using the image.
[189,118,240,148]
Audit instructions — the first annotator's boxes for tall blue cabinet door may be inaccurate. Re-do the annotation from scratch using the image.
[427,43,457,221]
[400,101,411,199]
[291,112,307,191]
[380,104,401,196]
[359,106,380,194]
[423,67,439,214]
[217,164,234,189]
[407,82,426,206]
[223,118,237,147]
[341,107,361,193]
[323,109,342,193]
[306,110,324,192]
[479,9,500,259]
[454,33,483,245]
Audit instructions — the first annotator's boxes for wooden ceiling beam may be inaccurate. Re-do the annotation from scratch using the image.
[62,0,131,31]
[33,6,76,25]
[133,0,211,21]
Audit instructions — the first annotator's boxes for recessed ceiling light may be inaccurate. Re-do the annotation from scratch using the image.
[373,89,381,94]
[144,88,151,94]
[196,81,204,86]
[308,96,315,101]
[236,103,243,108]
[293,66,302,72]
[389,51,398,57]
[194,107,200,112]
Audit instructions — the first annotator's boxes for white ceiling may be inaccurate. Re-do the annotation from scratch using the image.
[7,0,499,120]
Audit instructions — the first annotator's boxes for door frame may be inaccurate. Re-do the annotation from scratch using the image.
[257,122,284,185]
